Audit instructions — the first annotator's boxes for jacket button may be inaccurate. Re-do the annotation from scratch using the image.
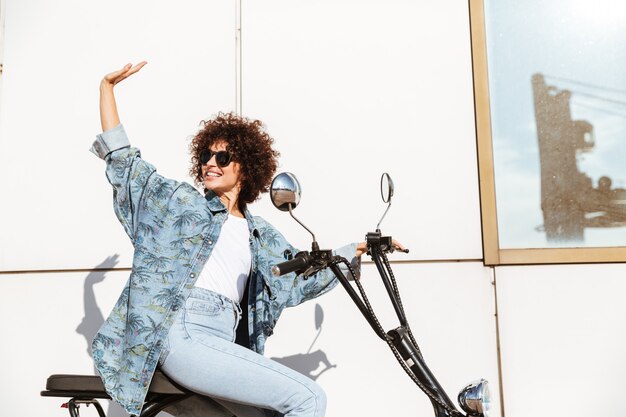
[190,273,196,278]
[207,240,213,245]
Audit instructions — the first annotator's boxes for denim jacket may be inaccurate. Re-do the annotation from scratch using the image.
[89,124,359,416]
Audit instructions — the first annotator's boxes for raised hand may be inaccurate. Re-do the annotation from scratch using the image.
[102,62,147,87]
[99,61,147,131]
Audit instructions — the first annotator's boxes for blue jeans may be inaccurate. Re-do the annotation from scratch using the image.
[159,287,327,417]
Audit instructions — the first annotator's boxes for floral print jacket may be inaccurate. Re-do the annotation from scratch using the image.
[89,124,359,416]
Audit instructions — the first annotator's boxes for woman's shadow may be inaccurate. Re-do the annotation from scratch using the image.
[75,254,129,417]
[75,256,229,417]
[270,304,337,381]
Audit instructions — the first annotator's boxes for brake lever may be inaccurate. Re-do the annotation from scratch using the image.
[301,249,334,278]
[391,246,410,254]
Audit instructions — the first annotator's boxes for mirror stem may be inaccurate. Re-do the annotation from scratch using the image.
[288,204,317,243]
[376,201,392,231]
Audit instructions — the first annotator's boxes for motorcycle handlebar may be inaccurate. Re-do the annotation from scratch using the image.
[271,252,312,276]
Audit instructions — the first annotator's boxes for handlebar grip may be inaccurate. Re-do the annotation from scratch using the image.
[272,252,311,276]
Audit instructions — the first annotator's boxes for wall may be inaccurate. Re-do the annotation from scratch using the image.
[0,1,623,417]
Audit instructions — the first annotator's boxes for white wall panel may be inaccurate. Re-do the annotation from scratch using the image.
[242,0,482,261]
[0,268,129,417]
[0,0,236,271]
[265,262,501,417]
[496,264,626,417]
[0,261,499,417]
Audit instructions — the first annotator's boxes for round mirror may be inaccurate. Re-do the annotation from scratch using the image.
[270,172,302,212]
[380,172,394,203]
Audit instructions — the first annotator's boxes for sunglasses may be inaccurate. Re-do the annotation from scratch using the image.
[199,149,233,167]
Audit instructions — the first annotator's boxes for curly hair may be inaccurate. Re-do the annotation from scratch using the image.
[189,112,280,210]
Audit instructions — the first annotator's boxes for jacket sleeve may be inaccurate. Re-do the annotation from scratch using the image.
[90,124,179,245]
[285,242,361,308]
[259,220,361,308]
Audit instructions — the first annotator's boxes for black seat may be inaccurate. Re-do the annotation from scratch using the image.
[43,370,186,397]
[42,371,192,417]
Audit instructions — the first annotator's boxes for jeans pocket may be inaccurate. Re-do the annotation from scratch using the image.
[182,298,228,340]
[184,299,221,327]
[186,299,222,316]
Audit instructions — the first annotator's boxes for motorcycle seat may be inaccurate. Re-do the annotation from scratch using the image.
[41,370,186,398]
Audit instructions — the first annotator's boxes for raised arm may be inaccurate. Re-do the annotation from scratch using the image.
[92,62,184,245]
[100,62,147,131]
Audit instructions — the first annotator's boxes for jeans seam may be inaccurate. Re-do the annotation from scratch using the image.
[181,308,192,339]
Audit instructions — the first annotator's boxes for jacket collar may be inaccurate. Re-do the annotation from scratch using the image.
[204,190,228,213]
[205,190,260,237]
[244,207,261,238]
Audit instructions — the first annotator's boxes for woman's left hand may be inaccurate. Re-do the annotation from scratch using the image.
[356,240,406,257]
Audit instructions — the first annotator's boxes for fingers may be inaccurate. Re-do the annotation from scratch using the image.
[126,61,147,77]
[391,239,403,250]
[392,239,409,253]
[103,64,131,83]
[357,240,407,255]
[355,241,368,257]
[103,61,147,85]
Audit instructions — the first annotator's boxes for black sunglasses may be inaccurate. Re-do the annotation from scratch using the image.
[199,149,233,167]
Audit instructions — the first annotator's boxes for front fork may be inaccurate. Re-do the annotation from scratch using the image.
[388,327,458,417]
[327,235,463,417]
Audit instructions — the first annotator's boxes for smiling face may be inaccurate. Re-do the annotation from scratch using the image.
[201,140,242,197]
[190,113,280,210]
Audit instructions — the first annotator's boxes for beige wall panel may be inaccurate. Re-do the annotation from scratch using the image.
[0,0,236,271]
[496,264,626,417]
[241,0,483,261]
[266,262,500,417]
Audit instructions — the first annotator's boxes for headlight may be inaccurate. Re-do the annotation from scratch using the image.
[458,379,491,417]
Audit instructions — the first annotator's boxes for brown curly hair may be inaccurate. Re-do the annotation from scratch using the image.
[189,112,280,210]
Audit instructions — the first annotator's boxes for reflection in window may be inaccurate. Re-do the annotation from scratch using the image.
[532,74,626,244]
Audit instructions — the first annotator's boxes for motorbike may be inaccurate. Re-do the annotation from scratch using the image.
[269,172,491,417]
[40,173,490,417]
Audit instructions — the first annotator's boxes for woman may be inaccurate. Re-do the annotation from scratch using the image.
[90,62,374,417]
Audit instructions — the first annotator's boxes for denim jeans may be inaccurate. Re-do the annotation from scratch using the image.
[159,287,327,417]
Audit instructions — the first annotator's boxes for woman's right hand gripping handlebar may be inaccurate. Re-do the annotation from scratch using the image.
[99,62,147,132]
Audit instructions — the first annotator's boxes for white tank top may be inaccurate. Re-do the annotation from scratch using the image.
[195,214,252,302]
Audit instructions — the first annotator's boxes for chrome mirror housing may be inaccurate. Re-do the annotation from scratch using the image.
[270,172,301,212]
[270,172,317,243]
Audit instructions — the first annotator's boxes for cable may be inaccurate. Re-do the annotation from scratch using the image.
[570,90,626,107]
[336,257,463,417]
[570,100,626,119]
[544,74,626,96]
[378,249,423,358]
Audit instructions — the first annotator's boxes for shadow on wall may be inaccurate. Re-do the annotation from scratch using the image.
[270,304,337,381]
[75,254,129,417]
